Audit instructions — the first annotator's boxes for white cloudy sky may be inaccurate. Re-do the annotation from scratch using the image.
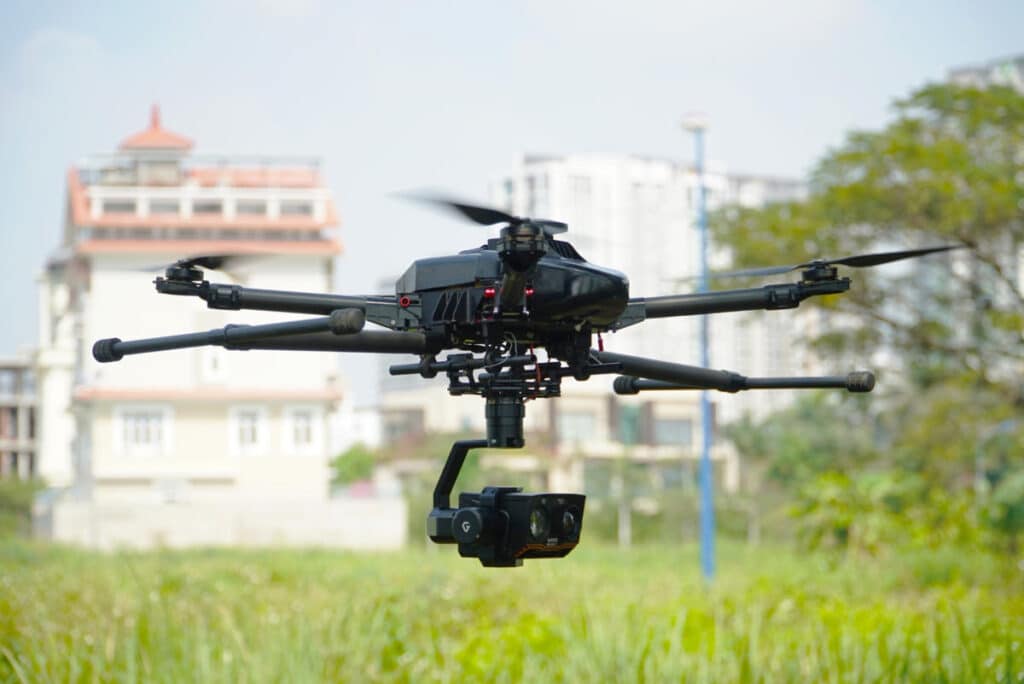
[1,1,1021,395]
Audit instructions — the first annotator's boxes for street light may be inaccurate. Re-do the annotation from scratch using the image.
[682,113,714,581]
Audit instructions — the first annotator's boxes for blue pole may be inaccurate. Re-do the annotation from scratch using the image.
[693,125,716,581]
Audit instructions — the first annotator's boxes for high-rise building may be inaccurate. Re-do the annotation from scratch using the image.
[34,107,404,548]
[949,54,1024,92]
[493,154,811,425]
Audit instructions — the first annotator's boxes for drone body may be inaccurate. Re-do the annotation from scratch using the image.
[92,196,958,566]
[395,238,629,340]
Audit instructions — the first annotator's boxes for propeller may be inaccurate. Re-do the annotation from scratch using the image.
[704,245,965,280]
[142,255,227,273]
[404,193,568,235]
[171,255,236,271]
[142,254,260,283]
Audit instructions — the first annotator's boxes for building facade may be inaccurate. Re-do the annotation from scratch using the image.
[0,358,36,479]
[35,107,404,548]
[949,54,1024,92]
[492,154,811,427]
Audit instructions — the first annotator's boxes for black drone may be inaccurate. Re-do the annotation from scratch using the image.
[93,197,959,566]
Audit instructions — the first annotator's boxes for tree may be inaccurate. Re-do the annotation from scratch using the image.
[713,83,1024,390]
[714,83,1024,553]
[331,443,376,486]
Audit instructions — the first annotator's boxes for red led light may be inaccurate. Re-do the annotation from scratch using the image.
[399,295,411,308]
[525,287,535,297]
[483,287,496,298]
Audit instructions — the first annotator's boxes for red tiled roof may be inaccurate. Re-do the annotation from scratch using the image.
[119,105,193,151]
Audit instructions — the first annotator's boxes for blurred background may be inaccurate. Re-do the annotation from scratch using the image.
[1,2,1022,681]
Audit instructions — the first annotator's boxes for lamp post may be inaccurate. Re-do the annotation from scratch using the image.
[682,113,714,581]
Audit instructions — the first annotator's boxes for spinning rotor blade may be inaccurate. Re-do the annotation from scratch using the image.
[710,244,963,280]
[142,254,249,273]
[403,193,568,234]
[178,254,234,270]
[440,200,519,227]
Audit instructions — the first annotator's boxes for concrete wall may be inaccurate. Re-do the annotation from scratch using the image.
[45,496,407,550]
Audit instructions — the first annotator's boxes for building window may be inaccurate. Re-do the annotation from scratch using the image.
[0,371,14,395]
[124,412,163,448]
[237,200,267,216]
[284,406,322,455]
[102,199,136,214]
[570,176,591,204]
[230,406,268,456]
[280,200,313,216]
[150,200,180,215]
[238,411,260,446]
[193,200,223,215]
[558,411,596,445]
[382,409,424,444]
[114,406,173,457]
[654,418,693,447]
[292,411,313,446]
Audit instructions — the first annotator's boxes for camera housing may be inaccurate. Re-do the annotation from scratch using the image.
[429,486,586,567]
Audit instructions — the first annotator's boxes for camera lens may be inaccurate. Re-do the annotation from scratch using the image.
[529,507,549,540]
[562,510,577,535]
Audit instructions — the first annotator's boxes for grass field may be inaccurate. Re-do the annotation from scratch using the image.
[1,542,1021,683]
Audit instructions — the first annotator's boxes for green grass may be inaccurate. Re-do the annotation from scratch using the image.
[0,542,1021,683]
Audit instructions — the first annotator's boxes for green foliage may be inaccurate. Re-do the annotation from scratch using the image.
[714,81,1024,557]
[0,543,1020,682]
[790,470,981,556]
[987,469,1024,554]
[331,443,376,486]
[0,478,43,539]
[712,82,1024,382]
[727,393,876,485]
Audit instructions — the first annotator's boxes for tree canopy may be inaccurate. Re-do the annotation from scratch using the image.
[713,83,1024,393]
[714,82,1024,555]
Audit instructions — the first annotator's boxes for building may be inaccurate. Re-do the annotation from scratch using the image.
[949,54,1024,92]
[0,358,36,479]
[377,154,807,495]
[495,154,811,425]
[34,107,404,548]
[493,154,811,426]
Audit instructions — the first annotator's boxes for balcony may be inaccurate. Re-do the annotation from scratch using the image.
[68,156,339,234]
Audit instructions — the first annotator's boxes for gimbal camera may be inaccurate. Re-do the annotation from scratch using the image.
[425,440,585,567]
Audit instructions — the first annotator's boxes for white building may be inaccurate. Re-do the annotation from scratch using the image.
[0,357,36,479]
[949,54,1024,92]
[34,107,405,549]
[493,154,811,425]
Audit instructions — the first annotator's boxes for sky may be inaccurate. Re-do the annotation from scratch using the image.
[1,1,1021,400]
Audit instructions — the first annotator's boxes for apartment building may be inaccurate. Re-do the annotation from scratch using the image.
[35,107,404,548]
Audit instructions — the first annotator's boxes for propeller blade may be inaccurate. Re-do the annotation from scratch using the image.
[709,264,797,279]
[444,200,519,226]
[179,255,234,270]
[401,192,569,234]
[705,245,964,280]
[823,245,962,268]
[401,193,518,226]
[136,253,230,272]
